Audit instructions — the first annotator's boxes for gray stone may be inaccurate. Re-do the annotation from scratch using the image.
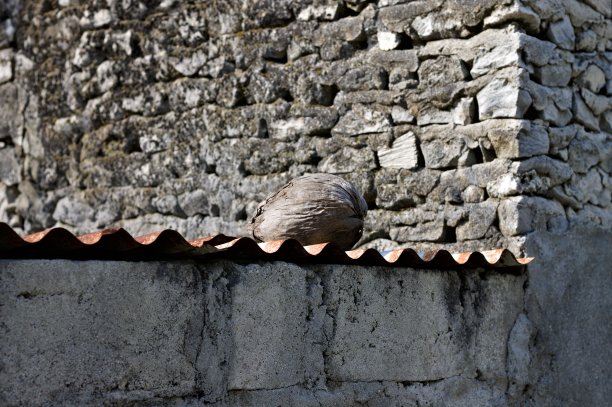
[419,56,469,86]
[456,200,499,241]
[487,120,549,159]
[563,0,604,27]
[375,168,440,209]
[377,132,419,169]
[523,229,612,407]
[546,15,575,50]
[0,260,206,406]
[581,88,611,116]
[378,1,443,32]
[331,105,391,137]
[367,50,419,72]
[462,185,486,203]
[564,168,607,206]
[178,190,209,217]
[548,125,578,154]
[517,155,574,187]
[390,218,445,242]
[526,81,573,126]
[601,111,612,133]
[477,78,532,120]
[568,131,603,174]
[575,29,599,52]
[471,42,521,78]
[573,92,600,131]
[151,195,183,217]
[506,313,534,398]
[533,63,572,87]
[170,49,208,77]
[335,65,388,92]
[318,147,377,174]
[0,147,20,186]
[577,64,606,93]
[421,129,470,169]
[316,16,364,44]
[411,13,463,41]
[498,196,567,237]
[52,196,95,226]
[483,0,540,33]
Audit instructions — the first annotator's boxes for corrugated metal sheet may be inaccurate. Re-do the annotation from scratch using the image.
[0,223,532,268]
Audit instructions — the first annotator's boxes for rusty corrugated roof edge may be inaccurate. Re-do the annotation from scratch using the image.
[0,223,533,268]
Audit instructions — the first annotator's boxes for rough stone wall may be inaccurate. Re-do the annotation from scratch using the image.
[0,0,609,257]
[1,259,528,406]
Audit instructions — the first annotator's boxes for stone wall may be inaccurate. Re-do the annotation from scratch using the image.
[1,259,528,406]
[0,0,609,257]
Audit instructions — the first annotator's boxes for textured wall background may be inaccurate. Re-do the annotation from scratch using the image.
[0,0,609,256]
[0,2,611,405]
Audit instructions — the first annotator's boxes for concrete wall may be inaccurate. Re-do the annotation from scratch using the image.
[1,259,527,406]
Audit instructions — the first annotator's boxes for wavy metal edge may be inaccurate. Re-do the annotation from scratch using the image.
[0,223,533,268]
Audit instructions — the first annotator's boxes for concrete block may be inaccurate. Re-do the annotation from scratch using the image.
[323,265,524,382]
[227,262,309,390]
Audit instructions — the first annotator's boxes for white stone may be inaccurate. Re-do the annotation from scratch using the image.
[0,49,12,84]
[452,97,476,125]
[15,53,34,74]
[93,9,112,27]
[377,32,401,51]
[378,132,419,169]
[546,15,575,50]
[477,79,532,120]
[391,106,414,124]
[411,15,435,39]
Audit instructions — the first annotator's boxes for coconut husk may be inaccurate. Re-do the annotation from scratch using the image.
[248,173,368,250]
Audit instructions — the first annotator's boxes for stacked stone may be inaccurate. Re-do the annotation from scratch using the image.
[0,0,609,256]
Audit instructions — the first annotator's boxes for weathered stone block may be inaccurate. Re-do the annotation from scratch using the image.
[487,120,550,159]
[331,104,391,137]
[546,15,575,50]
[0,147,20,186]
[477,78,532,120]
[377,132,419,169]
[318,147,377,174]
[456,200,499,241]
[498,196,568,237]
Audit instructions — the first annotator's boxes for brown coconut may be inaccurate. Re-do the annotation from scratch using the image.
[248,173,368,250]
